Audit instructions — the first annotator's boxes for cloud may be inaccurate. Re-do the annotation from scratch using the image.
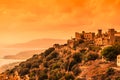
[0,0,120,44]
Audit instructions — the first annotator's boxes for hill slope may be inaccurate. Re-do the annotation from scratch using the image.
[1,41,120,80]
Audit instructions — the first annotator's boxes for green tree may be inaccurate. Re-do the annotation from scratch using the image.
[20,68,29,76]
[101,45,120,61]
[46,51,59,61]
[38,71,48,80]
[71,65,81,76]
[113,44,120,53]
[87,53,99,61]
[44,47,55,57]
[106,68,115,76]
[89,46,101,52]
[72,52,82,63]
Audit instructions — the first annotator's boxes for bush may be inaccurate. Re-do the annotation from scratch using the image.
[101,46,119,61]
[49,70,63,80]
[71,65,81,76]
[25,62,31,68]
[38,71,48,80]
[43,61,49,68]
[75,78,83,80]
[29,71,36,79]
[46,51,59,61]
[31,62,39,68]
[85,53,99,61]
[69,60,77,71]
[72,52,82,63]
[115,77,120,80]
[60,61,69,71]
[52,63,60,70]
[79,39,84,44]
[20,68,29,76]
[65,72,75,80]
[32,54,39,59]
[80,49,86,54]
[44,47,55,57]
[8,67,16,74]
[89,46,101,52]
[19,62,26,68]
[113,44,120,53]
[106,68,115,76]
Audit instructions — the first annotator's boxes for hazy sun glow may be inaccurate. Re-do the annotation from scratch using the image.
[0,0,120,44]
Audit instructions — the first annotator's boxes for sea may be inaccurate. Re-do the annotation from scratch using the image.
[0,48,44,67]
[0,58,24,67]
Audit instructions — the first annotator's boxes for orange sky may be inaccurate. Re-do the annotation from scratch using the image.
[0,0,120,45]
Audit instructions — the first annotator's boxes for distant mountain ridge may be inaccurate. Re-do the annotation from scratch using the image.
[3,50,43,59]
[7,38,66,48]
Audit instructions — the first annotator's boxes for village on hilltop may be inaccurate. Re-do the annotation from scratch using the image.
[67,29,120,48]
[67,28,120,67]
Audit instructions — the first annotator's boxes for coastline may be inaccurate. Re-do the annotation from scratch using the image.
[0,58,25,73]
[0,58,24,67]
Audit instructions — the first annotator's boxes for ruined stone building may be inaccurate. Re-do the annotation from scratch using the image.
[68,28,120,48]
[67,31,95,48]
[75,31,95,41]
[95,29,120,46]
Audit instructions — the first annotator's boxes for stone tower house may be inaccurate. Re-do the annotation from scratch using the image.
[108,29,115,45]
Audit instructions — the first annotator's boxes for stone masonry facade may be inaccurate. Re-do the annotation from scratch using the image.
[67,29,120,48]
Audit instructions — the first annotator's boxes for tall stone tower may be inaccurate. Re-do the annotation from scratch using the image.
[108,29,115,45]
[97,29,102,37]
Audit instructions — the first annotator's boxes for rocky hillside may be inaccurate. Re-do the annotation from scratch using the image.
[1,42,120,80]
